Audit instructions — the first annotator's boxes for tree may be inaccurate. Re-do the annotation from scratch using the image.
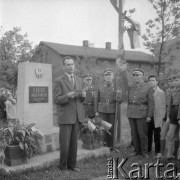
[0,27,36,89]
[0,61,18,89]
[0,27,35,63]
[142,0,180,75]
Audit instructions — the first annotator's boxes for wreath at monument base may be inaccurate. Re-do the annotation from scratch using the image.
[80,117,112,150]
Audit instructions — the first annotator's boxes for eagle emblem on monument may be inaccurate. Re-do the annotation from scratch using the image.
[34,68,44,79]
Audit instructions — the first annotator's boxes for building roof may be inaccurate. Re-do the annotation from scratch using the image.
[39,41,152,63]
[165,38,180,48]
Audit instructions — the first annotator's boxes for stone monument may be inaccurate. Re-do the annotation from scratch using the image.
[17,62,59,153]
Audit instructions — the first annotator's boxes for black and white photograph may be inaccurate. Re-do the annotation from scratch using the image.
[0,0,180,179]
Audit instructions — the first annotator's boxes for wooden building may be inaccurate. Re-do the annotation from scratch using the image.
[32,40,156,81]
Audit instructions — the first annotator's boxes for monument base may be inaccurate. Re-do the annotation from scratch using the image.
[39,127,59,153]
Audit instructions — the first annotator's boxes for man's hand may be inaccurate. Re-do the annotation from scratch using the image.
[81,90,86,98]
[146,117,151,123]
[67,92,76,98]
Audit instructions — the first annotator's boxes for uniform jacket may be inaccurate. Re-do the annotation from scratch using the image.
[127,82,154,118]
[54,74,85,124]
[83,85,97,117]
[95,82,121,114]
[153,86,166,128]
[83,85,97,106]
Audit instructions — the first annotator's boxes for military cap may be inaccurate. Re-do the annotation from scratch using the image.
[83,73,93,80]
[103,68,113,75]
[168,74,176,81]
[132,68,144,76]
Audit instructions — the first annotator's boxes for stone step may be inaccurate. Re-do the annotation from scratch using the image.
[0,140,110,175]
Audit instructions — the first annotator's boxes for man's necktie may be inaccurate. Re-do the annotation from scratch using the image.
[70,75,75,88]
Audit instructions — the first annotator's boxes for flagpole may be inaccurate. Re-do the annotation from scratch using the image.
[117,0,123,143]
[118,0,123,58]
[110,0,130,147]
[113,0,123,151]
[117,0,127,143]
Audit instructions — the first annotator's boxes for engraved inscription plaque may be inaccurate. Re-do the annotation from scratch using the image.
[29,86,48,103]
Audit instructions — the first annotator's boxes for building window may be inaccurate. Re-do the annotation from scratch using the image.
[45,52,48,63]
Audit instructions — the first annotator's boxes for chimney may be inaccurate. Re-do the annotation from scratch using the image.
[83,40,89,47]
[105,42,111,49]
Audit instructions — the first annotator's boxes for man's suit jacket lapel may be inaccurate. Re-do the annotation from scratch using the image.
[63,74,74,91]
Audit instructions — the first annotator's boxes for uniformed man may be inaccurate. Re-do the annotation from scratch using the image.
[83,73,97,119]
[95,68,122,151]
[166,73,180,159]
[127,68,154,157]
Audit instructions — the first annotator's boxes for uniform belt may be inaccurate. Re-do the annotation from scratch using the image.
[171,105,179,108]
[84,103,94,107]
[99,99,114,104]
[128,102,147,106]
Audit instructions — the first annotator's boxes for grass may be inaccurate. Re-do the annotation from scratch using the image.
[1,103,180,180]
[0,154,109,180]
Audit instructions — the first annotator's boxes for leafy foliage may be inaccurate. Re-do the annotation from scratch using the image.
[0,27,36,89]
[0,120,42,159]
[142,0,180,75]
[0,27,35,63]
[0,61,18,89]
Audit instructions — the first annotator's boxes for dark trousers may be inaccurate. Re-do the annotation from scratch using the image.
[148,117,161,153]
[59,121,79,170]
[129,118,148,153]
[99,113,115,148]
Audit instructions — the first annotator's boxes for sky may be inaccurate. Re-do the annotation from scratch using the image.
[0,0,156,51]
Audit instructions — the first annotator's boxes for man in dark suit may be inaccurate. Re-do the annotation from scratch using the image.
[54,56,86,173]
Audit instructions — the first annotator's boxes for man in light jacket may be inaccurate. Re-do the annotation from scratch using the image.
[148,75,166,156]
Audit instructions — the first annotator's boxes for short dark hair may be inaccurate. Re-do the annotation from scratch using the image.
[63,56,74,65]
[148,75,158,81]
